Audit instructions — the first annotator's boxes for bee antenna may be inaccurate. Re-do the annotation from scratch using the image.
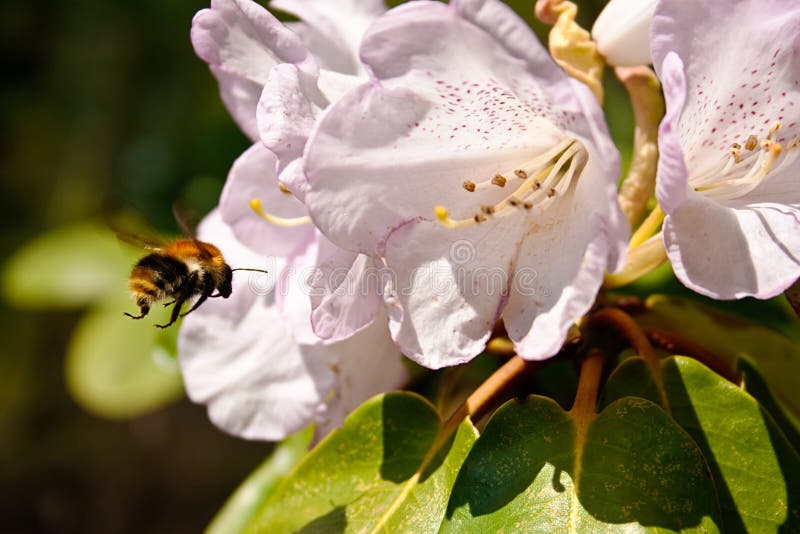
[230,268,269,274]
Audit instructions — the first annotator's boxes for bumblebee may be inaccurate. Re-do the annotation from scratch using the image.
[124,238,233,328]
[122,234,267,328]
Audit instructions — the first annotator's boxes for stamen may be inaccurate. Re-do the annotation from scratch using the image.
[433,140,585,228]
[249,198,311,227]
[492,175,507,187]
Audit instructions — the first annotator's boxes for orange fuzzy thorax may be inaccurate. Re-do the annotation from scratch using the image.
[163,239,226,269]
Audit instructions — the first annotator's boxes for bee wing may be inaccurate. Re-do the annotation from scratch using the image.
[114,230,166,251]
[104,209,169,251]
[172,202,199,240]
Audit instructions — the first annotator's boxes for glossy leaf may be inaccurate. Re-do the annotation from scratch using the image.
[442,395,719,532]
[65,294,184,419]
[208,427,313,534]
[738,357,800,453]
[244,392,477,533]
[635,295,800,422]
[2,221,136,308]
[603,356,800,532]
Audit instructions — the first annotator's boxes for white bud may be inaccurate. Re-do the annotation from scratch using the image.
[591,0,657,67]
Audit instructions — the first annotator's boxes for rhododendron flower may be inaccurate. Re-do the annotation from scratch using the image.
[652,0,800,299]
[192,0,389,340]
[304,0,628,368]
[178,210,407,440]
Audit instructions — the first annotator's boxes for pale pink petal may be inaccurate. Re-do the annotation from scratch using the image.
[654,52,691,215]
[664,198,800,300]
[312,308,408,437]
[219,143,314,257]
[310,234,384,342]
[191,0,311,139]
[383,218,522,369]
[257,64,364,201]
[270,0,385,75]
[502,166,613,358]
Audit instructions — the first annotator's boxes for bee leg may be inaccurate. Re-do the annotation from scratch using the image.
[155,272,200,328]
[179,293,209,318]
[155,298,185,328]
[162,300,176,308]
[124,304,150,320]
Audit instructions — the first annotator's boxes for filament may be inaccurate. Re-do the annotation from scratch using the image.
[249,198,311,227]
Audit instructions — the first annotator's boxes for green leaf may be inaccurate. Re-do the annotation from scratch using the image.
[442,395,719,533]
[738,357,800,453]
[2,221,136,308]
[208,427,313,534]
[244,392,477,533]
[65,294,184,419]
[603,356,800,532]
[635,295,800,422]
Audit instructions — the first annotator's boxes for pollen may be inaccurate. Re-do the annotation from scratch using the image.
[694,120,798,199]
[249,198,312,227]
[432,138,586,229]
[492,174,507,187]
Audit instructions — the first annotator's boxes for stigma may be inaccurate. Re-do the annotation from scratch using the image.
[435,138,587,228]
[249,198,312,227]
[693,121,800,200]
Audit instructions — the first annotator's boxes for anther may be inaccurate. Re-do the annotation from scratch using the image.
[523,202,533,210]
[463,180,476,192]
[745,135,759,151]
[473,214,487,223]
[508,197,521,207]
[492,174,507,187]
[480,205,495,215]
[731,143,742,164]
[533,181,541,190]
[278,182,292,194]
[768,121,782,139]
[514,169,528,179]
[548,188,557,198]
[249,198,311,227]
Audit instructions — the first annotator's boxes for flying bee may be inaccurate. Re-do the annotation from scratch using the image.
[118,227,267,329]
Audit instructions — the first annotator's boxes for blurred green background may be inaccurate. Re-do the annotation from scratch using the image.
[0,1,623,533]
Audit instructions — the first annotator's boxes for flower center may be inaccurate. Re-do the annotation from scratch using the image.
[434,138,586,228]
[692,121,800,201]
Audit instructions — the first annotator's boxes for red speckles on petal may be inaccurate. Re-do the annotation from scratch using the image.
[415,73,568,152]
[679,42,800,166]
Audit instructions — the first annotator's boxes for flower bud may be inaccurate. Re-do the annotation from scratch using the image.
[591,0,657,67]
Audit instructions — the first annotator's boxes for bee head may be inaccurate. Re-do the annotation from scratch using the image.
[218,264,233,298]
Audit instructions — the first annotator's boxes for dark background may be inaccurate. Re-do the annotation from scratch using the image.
[0,1,621,532]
